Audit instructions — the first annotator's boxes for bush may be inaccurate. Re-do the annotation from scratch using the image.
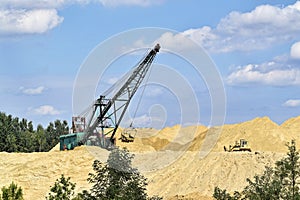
[87,147,148,200]
[45,174,76,200]
[1,182,23,200]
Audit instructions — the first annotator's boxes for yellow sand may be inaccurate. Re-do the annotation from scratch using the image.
[1,116,300,200]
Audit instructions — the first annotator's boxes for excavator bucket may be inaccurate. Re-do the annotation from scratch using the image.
[120,128,137,143]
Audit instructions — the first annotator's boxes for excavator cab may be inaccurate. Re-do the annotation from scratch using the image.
[240,139,248,147]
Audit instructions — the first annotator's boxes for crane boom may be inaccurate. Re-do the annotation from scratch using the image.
[79,44,160,149]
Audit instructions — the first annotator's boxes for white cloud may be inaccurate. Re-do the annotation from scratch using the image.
[20,86,45,95]
[283,99,300,107]
[291,41,300,59]
[0,0,162,35]
[0,9,63,34]
[154,32,197,52]
[130,114,152,127]
[32,105,61,115]
[127,114,164,127]
[0,1,62,9]
[227,62,300,86]
[167,2,300,53]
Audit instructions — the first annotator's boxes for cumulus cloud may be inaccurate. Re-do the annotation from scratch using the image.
[227,64,300,86]
[226,55,300,86]
[0,0,160,35]
[283,99,300,107]
[0,0,63,9]
[291,41,300,59]
[32,105,61,115]
[20,86,45,95]
[0,9,63,35]
[154,32,197,52]
[0,0,69,35]
[159,2,300,53]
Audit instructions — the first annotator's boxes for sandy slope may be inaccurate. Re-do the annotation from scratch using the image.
[1,116,300,199]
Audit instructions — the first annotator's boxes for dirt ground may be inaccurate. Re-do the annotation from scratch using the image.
[0,116,299,199]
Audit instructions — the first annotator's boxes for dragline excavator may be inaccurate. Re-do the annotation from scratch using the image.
[59,44,160,150]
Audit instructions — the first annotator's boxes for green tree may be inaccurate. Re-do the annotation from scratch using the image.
[5,134,17,152]
[213,187,240,200]
[1,182,24,200]
[36,124,46,152]
[87,148,148,200]
[243,166,281,200]
[0,111,70,152]
[274,140,300,200]
[44,120,69,151]
[46,174,76,200]
[73,190,95,200]
[45,122,56,151]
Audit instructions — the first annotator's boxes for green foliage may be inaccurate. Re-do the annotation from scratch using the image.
[43,120,69,152]
[46,148,162,200]
[243,166,281,199]
[0,112,69,152]
[213,187,240,200]
[274,140,300,199]
[213,140,300,200]
[36,125,46,152]
[74,190,95,200]
[86,148,152,200]
[45,174,76,200]
[1,182,24,200]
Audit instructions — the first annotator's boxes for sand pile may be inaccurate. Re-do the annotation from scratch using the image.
[281,116,300,129]
[1,116,300,200]
[212,117,295,153]
[145,152,283,198]
[0,146,95,199]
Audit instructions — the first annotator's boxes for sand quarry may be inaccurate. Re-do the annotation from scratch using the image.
[1,116,300,199]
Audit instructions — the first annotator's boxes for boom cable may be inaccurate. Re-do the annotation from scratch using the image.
[129,60,154,127]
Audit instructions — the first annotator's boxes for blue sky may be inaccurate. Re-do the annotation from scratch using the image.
[1,0,300,128]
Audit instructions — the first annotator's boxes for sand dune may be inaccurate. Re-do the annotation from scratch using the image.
[1,116,300,199]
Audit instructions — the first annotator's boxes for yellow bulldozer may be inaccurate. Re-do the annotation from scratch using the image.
[224,139,251,152]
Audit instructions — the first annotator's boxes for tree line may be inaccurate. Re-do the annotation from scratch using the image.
[0,112,69,152]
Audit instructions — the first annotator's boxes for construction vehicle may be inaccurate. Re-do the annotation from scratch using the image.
[224,139,251,152]
[60,44,160,150]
